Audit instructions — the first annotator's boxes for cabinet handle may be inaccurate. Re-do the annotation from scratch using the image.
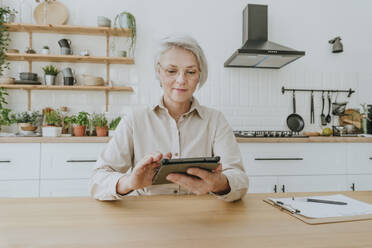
[0,160,11,163]
[66,160,97,163]
[281,185,286,193]
[254,158,303,161]
[273,185,277,193]
[350,183,355,191]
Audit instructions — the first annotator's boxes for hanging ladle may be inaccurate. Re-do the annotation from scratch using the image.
[326,91,332,123]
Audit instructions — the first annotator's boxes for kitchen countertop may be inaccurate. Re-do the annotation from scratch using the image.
[1,136,372,143]
[1,191,372,248]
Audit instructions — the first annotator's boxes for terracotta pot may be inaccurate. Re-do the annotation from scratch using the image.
[96,126,108,136]
[73,125,86,136]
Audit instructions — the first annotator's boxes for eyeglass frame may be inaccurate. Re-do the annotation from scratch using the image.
[157,63,201,81]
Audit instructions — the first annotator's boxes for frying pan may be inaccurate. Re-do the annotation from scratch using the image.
[286,91,305,132]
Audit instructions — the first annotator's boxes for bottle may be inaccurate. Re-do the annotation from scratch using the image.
[361,116,368,134]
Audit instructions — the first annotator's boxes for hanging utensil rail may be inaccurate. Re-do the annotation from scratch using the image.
[281,86,355,97]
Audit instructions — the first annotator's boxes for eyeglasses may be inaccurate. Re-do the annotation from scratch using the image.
[158,63,200,80]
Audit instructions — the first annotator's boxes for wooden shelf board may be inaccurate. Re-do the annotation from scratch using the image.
[6,53,134,64]
[0,84,133,92]
[4,23,131,37]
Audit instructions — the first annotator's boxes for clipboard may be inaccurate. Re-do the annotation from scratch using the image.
[152,156,220,185]
[264,196,372,225]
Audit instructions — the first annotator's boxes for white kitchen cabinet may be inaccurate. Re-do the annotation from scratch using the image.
[0,143,40,180]
[40,179,89,197]
[346,175,372,192]
[346,143,372,174]
[40,143,106,179]
[248,175,347,194]
[240,143,348,193]
[0,180,39,197]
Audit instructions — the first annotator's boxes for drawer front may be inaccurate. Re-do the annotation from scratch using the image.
[0,180,39,197]
[40,179,89,197]
[347,175,372,191]
[41,143,106,179]
[278,175,347,193]
[239,143,347,176]
[347,144,372,174]
[0,143,40,180]
[248,176,278,193]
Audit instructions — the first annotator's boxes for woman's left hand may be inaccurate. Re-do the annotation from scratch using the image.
[166,164,230,195]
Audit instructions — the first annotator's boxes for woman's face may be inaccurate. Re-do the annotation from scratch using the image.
[157,46,200,105]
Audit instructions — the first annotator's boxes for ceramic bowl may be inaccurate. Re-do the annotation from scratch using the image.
[20,72,38,81]
[81,74,104,86]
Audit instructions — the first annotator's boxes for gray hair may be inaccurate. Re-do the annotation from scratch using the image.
[154,35,208,88]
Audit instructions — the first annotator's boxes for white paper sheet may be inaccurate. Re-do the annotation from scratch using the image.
[268,194,372,218]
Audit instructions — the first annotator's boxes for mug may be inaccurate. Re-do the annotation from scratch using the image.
[58,38,72,48]
[63,77,75,86]
[62,67,74,77]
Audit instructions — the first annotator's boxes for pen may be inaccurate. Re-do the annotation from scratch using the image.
[306,198,347,205]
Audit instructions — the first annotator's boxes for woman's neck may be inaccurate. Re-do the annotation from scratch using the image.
[163,96,192,121]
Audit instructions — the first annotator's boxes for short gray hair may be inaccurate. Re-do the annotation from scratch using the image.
[154,35,208,88]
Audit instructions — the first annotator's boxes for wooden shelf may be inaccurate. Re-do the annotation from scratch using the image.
[1,85,133,91]
[1,85,133,111]
[4,23,132,37]
[6,53,134,65]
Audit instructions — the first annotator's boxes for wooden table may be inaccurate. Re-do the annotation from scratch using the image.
[1,191,372,248]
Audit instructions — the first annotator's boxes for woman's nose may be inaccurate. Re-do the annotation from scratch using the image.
[175,71,186,84]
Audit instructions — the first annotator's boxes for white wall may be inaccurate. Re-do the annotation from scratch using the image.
[2,0,372,132]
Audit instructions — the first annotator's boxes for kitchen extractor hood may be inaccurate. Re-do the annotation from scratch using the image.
[224,4,305,69]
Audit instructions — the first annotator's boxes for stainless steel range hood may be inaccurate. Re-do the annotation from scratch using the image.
[224,4,305,69]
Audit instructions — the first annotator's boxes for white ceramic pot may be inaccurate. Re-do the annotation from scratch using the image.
[44,75,56,85]
[40,48,50,54]
[108,130,115,136]
[42,126,62,137]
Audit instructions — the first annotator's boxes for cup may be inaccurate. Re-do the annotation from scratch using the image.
[62,68,74,77]
[58,38,72,48]
[63,77,75,86]
[60,47,72,55]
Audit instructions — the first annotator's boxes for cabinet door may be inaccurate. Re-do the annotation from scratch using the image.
[347,144,372,174]
[239,143,347,176]
[347,175,372,191]
[278,175,347,193]
[0,180,39,197]
[0,143,40,180]
[40,179,89,197]
[247,176,278,193]
[41,143,106,179]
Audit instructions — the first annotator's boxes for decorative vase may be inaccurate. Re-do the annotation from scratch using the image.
[44,75,56,85]
[118,13,129,28]
[73,125,86,136]
[96,126,108,137]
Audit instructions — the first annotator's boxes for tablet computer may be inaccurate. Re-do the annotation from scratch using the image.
[152,156,220,185]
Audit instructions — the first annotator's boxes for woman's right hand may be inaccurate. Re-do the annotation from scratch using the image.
[116,152,172,195]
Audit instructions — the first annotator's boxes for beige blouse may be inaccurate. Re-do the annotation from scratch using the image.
[89,97,249,202]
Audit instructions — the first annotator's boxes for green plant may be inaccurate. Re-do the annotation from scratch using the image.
[91,113,108,127]
[109,116,121,130]
[42,65,59,76]
[0,87,11,129]
[0,7,16,76]
[62,115,72,130]
[10,111,42,126]
[44,110,62,126]
[42,45,49,49]
[114,11,136,57]
[71,112,90,126]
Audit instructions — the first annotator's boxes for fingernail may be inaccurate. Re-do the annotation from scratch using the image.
[187,169,193,174]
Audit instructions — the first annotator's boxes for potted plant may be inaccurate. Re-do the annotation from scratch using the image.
[62,115,72,134]
[42,65,59,85]
[42,109,62,137]
[113,11,136,57]
[41,45,50,54]
[91,113,108,136]
[0,7,17,76]
[10,111,42,133]
[70,111,89,136]
[108,116,121,136]
[0,87,11,131]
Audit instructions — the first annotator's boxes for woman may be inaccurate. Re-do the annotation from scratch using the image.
[90,35,248,202]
